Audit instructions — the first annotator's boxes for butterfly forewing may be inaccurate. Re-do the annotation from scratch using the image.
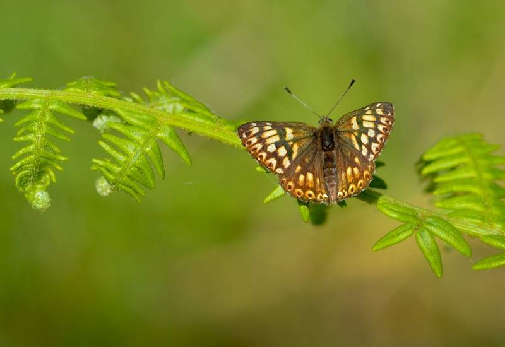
[238,121,316,174]
[336,102,394,162]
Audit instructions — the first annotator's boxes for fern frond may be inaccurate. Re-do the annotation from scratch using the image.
[373,133,505,276]
[1,75,238,204]
[420,133,505,233]
[373,195,471,277]
[11,98,86,210]
[91,81,195,201]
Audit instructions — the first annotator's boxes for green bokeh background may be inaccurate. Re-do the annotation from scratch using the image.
[1,0,505,346]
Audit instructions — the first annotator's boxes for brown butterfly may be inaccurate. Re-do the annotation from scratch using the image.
[237,86,394,204]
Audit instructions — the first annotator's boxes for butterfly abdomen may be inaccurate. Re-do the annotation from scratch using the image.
[318,126,338,203]
[322,151,338,203]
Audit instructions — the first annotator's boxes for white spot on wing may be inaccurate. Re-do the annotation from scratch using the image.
[292,143,299,158]
[283,157,291,168]
[381,117,392,125]
[261,130,276,138]
[361,134,369,144]
[285,128,294,140]
[277,146,287,157]
[351,135,360,150]
[265,135,280,144]
[306,172,314,188]
[351,117,359,130]
[298,174,305,186]
[247,137,257,145]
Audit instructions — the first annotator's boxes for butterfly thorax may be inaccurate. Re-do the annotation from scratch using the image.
[318,124,336,151]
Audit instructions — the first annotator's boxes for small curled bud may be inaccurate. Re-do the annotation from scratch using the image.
[31,190,51,211]
[165,102,184,114]
[92,114,122,133]
[96,176,113,197]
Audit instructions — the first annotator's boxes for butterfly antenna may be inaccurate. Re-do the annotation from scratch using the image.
[284,87,322,119]
[325,79,356,117]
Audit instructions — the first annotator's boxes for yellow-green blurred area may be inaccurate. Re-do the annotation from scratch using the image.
[1,0,505,346]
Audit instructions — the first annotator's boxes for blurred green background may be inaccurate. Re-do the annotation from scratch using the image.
[1,0,505,346]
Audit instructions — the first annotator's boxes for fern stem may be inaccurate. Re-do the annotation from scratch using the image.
[0,88,242,148]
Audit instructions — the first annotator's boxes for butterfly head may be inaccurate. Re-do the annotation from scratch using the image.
[318,116,334,125]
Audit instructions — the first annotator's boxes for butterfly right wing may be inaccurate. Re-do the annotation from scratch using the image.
[334,140,376,201]
[333,102,394,200]
[238,121,316,174]
[335,102,395,162]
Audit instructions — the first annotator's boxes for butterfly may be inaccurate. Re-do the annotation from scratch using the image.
[237,102,394,204]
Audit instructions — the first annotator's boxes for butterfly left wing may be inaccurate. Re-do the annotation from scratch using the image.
[280,145,331,203]
[238,121,316,174]
[238,121,330,204]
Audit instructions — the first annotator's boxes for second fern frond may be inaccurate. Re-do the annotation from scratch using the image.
[373,134,505,276]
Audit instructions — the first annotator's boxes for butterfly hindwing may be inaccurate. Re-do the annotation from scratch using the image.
[238,121,316,174]
[336,102,394,162]
[335,143,376,201]
[280,145,330,203]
